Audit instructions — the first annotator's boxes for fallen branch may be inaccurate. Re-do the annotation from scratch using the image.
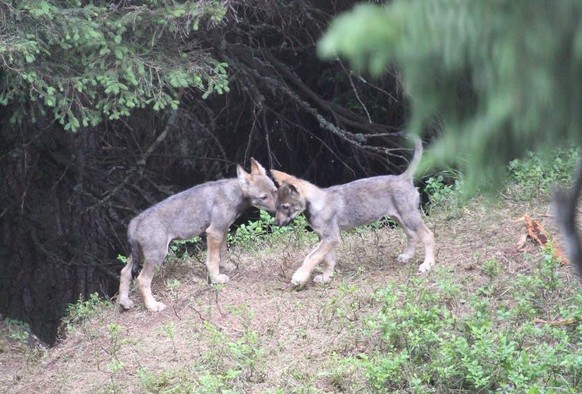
[534,318,577,326]
[514,214,568,264]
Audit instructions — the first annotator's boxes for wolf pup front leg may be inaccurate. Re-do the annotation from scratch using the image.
[118,158,277,312]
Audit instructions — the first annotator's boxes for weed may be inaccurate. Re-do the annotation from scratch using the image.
[137,367,155,390]
[508,148,579,199]
[345,257,581,392]
[169,236,203,259]
[4,318,31,343]
[198,315,265,390]
[107,322,123,360]
[137,367,195,393]
[166,278,181,305]
[424,169,464,211]
[229,210,310,249]
[160,322,177,352]
[61,292,111,335]
[116,254,128,265]
[482,257,502,277]
[106,323,125,393]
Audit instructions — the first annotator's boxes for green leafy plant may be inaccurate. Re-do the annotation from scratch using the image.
[160,322,177,353]
[198,314,265,390]
[424,170,464,211]
[138,367,195,393]
[4,318,31,343]
[169,236,203,260]
[105,322,126,392]
[1,1,230,131]
[228,210,310,248]
[508,148,580,199]
[342,259,581,392]
[482,258,502,277]
[165,278,182,307]
[61,292,111,334]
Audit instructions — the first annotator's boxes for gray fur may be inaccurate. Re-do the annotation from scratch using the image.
[271,139,435,286]
[118,159,277,312]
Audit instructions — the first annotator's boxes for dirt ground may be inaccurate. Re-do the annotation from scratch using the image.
[1,195,580,393]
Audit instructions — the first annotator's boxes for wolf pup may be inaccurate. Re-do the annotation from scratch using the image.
[118,158,277,312]
[271,138,435,287]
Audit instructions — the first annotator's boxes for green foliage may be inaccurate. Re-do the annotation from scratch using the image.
[3,318,31,343]
[0,0,230,131]
[169,236,203,259]
[319,1,582,193]
[481,258,502,278]
[424,169,463,210]
[508,148,580,199]
[228,210,310,248]
[139,316,265,393]
[61,292,111,332]
[106,322,125,392]
[160,322,177,352]
[340,262,582,392]
[138,367,196,393]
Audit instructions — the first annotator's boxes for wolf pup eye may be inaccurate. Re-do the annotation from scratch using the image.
[259,194,268,200]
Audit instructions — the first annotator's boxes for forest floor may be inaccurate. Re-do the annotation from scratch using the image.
[1,186,581,393]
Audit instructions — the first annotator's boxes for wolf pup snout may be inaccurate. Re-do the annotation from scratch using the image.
[274,182,305,226]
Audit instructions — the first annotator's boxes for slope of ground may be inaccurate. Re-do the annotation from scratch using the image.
[2,190,581,393]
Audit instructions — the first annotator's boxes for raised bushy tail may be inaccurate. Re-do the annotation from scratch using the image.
[401,135,423,179]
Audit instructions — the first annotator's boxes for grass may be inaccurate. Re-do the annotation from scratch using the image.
[1,150,581,393]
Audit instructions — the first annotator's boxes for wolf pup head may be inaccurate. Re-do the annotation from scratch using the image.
[270,170,307,226]
[237,158,277,213]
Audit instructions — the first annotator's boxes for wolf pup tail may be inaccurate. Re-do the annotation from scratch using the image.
[401,135,423,179]
[128,238,142,278]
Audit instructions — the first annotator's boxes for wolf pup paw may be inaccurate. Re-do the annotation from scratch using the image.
[146,301,167,312]
[211,273,230,284]
[396,254,412,263]
[119,298,135,310]
[313,273,333,284]
[291,269,311,287]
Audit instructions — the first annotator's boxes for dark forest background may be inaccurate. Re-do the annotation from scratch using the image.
[0,1,426,344]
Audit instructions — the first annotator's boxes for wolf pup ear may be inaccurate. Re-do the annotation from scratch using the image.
[270,169,294,186]
[282,182,299,196]
[237,164,251,187]
[250,158,267,176]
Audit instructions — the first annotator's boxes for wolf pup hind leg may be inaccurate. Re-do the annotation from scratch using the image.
[118,158,277,312]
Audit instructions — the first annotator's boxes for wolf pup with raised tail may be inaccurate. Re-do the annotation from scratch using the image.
[118,158,277,312]
[271,138,435,287]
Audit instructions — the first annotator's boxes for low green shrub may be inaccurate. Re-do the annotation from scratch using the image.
[424,169,464,211]
[508,148,579,199]
[61,292,111,333]
[228,209,309,248]
[343,257,581,392]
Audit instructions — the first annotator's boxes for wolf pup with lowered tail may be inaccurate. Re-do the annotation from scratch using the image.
[271,138,435,287]
[119,159,277,312]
